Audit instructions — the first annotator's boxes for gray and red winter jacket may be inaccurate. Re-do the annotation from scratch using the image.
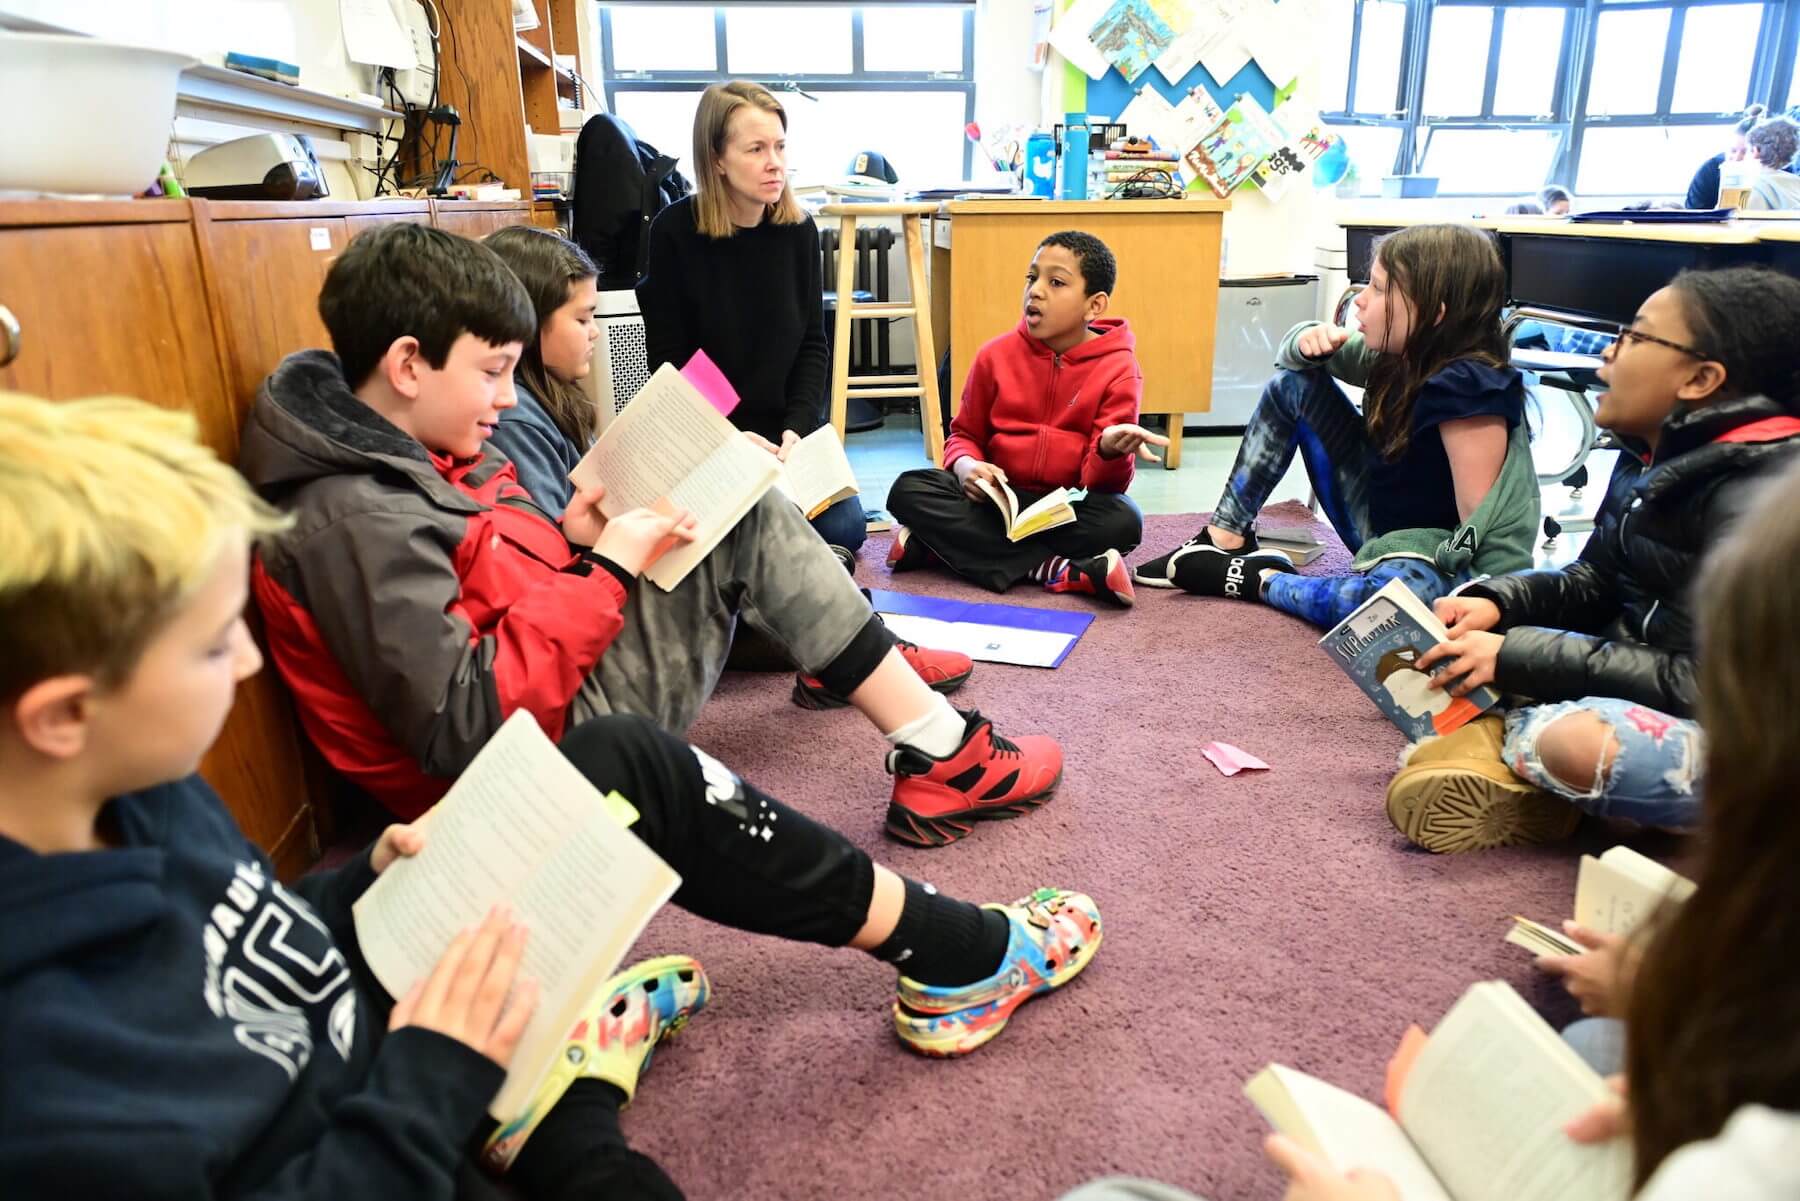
[238,351,630,819]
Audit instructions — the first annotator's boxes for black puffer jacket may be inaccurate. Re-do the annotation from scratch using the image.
[1464,395,1800,717]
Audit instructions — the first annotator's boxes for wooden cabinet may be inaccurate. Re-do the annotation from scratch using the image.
[0,202,237,452]
[0,199,319,879]
[430,199,536,239]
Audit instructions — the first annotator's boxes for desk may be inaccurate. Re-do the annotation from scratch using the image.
[934,198,1231,470]
[1746,220,1800,278]
[1339,214,1778,325]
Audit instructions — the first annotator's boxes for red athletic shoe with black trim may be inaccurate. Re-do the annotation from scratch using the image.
[1040,549,1135,607]
[792,634,974,710]
[885,709,1063,847]
[885,525,940,572]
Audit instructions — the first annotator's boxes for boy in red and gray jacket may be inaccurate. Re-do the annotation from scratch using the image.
[885,230,1165,606]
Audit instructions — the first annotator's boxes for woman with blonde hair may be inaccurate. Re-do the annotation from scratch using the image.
[636,80,868,565]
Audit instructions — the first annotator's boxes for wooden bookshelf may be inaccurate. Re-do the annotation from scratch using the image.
[433,0,593,192]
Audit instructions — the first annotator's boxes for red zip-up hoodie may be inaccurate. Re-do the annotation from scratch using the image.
[941,317,1143,494]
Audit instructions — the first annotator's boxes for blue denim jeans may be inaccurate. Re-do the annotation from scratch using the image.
[1502,698,1705,829]
[1215,367,1460,629]
[809,493,867,554]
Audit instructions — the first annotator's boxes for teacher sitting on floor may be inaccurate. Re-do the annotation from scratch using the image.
[638,79,866,570]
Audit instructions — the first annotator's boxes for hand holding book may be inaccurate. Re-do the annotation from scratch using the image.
[1415,630,1504,698]
[1533,924,1634,1018]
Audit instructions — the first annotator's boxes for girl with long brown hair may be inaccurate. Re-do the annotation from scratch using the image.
[1135,224,1539,633]
[481,224,602,516]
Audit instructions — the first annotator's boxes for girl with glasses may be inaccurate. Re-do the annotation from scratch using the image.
[1389,266,1800,854]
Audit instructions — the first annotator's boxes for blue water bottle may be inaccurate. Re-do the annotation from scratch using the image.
[1057,113,1089,201]
[1023,132,1057,197]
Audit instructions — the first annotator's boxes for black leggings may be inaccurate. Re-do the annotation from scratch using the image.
[496,714,880,1201]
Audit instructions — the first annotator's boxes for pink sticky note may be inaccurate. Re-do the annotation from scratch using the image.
[1202,741,1270,777]
[681,349,741,417]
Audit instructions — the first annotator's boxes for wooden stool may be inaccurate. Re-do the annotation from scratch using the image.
[819,202,945,465]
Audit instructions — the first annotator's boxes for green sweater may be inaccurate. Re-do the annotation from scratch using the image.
[1276,321,1541,577]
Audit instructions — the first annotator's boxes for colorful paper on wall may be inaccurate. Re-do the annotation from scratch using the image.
[1048,0,1116,80]
[1089,0,1177,83]
[1251,116,1339,201]
[1171,88,1226,152]
[1155,0,1261,84]
[1183,95,1286,198]
[1117,86,1182,152]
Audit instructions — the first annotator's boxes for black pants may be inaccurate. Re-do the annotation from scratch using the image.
[886,467,1145,592]
[487,714,878,1201]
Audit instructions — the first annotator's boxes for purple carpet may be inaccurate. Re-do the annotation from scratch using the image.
[617,503,1678,1200]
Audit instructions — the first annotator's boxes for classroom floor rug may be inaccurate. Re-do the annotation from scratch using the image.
[615,500,1680,1201]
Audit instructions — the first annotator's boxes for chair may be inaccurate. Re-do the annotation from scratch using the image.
[820,225,886,433]
[818,202,946,464]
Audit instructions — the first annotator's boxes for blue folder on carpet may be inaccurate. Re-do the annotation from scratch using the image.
[867,589,1094,668]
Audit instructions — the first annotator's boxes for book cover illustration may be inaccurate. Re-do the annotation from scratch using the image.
[1318,580,1499,740]
[1183,96,1285,198]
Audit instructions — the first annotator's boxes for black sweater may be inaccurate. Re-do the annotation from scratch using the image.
[0,776,501,1200]
[636,195,828,443]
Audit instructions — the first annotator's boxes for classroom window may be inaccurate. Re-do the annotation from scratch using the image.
[607,6,716,73]
[1490,6,1567,117]
[599,3,976,183]
[1669,3,1764,113]
[1576,123,1732,195]
[1354,1,1411,116]
[1419,127,1564,193]
[1421,6,1493,117]
[1585,6,1672,116]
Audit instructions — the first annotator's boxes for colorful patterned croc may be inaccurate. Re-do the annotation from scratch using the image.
[484,954,710,1170]
[893,888,1102,1057]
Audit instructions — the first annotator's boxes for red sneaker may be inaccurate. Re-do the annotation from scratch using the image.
[1040,549,1135,607]
[886,526,940,572]
[885,710,1062,847]
[792,635,974,710]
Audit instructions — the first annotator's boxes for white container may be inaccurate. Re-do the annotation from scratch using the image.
[0,32,195,195]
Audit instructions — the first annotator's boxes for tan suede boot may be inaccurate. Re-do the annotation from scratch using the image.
[1386,714,1582,853]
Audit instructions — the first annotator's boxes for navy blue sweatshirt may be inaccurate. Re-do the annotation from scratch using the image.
[636,194,828,444]
[0,776,501,1199]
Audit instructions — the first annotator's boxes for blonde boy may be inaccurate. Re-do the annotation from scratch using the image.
[0,393,533,1198]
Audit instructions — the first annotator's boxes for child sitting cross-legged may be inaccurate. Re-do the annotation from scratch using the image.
[237,223,1061,849]
[1133,223,1540,629]
[885,230,1164,608]
[0,391,1104,1201]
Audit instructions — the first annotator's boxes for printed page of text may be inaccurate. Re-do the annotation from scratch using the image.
[1399,983,1631,1201]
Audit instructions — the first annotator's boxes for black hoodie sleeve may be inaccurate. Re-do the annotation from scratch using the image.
[0,1028,501,1201]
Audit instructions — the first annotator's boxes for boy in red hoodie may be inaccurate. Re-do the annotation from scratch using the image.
[885,231,1165,606]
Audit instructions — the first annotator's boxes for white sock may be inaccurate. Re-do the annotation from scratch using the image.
[884,695,967,759]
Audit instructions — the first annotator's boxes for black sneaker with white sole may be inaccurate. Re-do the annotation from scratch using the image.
[1131,527,1261,588]
[1167,543,1294,600]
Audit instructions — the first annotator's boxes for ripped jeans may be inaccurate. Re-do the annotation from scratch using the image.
[1501,698,1705,829]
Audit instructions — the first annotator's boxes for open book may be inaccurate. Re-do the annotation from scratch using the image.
[974,477,1079,541]
[771,425,861,520]
[1245,981,1631,1201]
[351,710,680,1124]
[1507,846,1696,957]
[1318,578,1500,740]
[568,361,781,591]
